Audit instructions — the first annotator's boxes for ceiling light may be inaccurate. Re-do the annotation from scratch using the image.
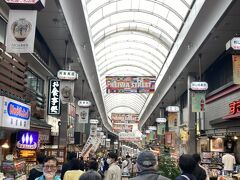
[234,136,238,140]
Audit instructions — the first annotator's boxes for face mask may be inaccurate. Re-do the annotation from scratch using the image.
[106,158,112,165]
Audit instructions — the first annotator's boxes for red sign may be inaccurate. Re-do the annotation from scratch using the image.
[223,99,240,119]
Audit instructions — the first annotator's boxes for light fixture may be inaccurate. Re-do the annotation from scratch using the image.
[1,140,9,149]
[234,136,238,140]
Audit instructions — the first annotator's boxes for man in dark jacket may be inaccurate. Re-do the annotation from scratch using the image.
[60,152,77,179]
[176,154,197,180]
[130,150,170,180]
[28,153,45,180]
[192,154,207,180]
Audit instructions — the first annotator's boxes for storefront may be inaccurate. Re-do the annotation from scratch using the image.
[197,84,240,179]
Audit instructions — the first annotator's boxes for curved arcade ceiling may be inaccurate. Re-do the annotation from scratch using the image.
[82,0,194,126]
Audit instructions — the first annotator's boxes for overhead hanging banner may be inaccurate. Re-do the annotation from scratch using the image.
[111,113,139,123]
[192,91,206,112]
[6,10,37,53]
[157,123,165,135]
[232,55,240,84]
[112,124,133,133]
[106,76,156,93]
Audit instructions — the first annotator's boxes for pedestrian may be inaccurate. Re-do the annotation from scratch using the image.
[176,154,197,180]
[28,153,45,180]
[61,152,77,179]
[79,170,102,180]
[130,150,170,180]
[88,158,99,171]
[63,158,85,180]
[35,156,60,180]
[103,152,121,180]
[98,157,109,178]
[192,154,209,180]
[122,155,132,176]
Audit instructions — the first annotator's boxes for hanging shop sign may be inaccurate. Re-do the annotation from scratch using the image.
[112,124,133,132]
[191,91,206,112]
[78,100,91,107]
[156,118,167,123]
[106,139,111,148]
[6,10,37,53]
[106,76,156,93]
[77,107,89,124]
[57,70,78,80]
[90,119,99,124]
[4,0,45,10]
[226,37,240,50]
[168,112,178,128]
[47,116,60,136]
[157,123,165,135]
[16,130,39,150]
[232,55,240,84]
[190,82,208,91]
[59,80,75,104]
[48,79,61,115]
[97,127,102,131]
[0,96,31,129]
[119,132,141,142]
[148,126,157,131]
[166,106,179,112]
[111,113,139,123]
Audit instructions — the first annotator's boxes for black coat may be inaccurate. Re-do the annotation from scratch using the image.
[28,167,43,180]
[192,165,207,180]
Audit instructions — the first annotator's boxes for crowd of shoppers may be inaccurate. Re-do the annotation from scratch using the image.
[27,150,209,180]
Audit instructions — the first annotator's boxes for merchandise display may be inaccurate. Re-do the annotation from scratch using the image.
[1,159,26,179]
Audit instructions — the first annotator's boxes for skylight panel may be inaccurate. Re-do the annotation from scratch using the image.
[103,2,117,17]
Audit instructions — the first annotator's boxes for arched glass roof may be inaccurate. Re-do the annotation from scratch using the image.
[82,0,194,125]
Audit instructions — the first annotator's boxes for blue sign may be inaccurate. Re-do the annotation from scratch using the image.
[16,130,39,150]
[7,102,30,120]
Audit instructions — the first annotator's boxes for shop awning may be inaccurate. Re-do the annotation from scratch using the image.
[30,117,52,129]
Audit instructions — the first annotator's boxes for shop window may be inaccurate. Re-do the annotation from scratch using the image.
[26,70,44,96]
[0,17,7,44]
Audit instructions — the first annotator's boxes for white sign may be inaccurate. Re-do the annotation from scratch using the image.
[156,118,167,123]
[97,127,102,131]
[106,139,111,148]
[226,37,240,50]
[0,96,31,129]
[191,82,208,91]
[77,107,89,124]
[48,79,61,115]
[6,10,37,53]
[145,130,150,134]
[148,126,157,131]
[59,80,75,104]
[90,119,99,124]
[57,70,78,80]
[90,124,97,136]
[47,116,60,136]
[78,100,91,107]
[166,106,179,112]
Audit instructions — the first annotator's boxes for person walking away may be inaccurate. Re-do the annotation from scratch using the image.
[61,152,77,179]
[130,150,170,180]
[79,170,102,180]
[176,154,197,180]
[28,153,45,180]
[98,157,109,178]
[35,156,60,180]
[192,154,209,180]
[122,155,131,176]
[63,158,85,180]
[104,152,121,180]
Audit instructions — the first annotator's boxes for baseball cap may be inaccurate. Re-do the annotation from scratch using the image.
[136,150,156,167]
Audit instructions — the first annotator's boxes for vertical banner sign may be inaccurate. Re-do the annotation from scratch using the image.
[106,139,110,148]
[48,79,61,115]
[168,113,177,128]
[6,10,37,53]
[232,55,240,84]
[157,124,165,135]
[101,138,105,146]
[149,131,155,140]
[192,91,206,112]
[78,107,89,124]
[59,81,75,104]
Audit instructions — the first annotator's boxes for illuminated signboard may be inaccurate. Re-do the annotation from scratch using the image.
[4,0,45,10]
[57,70,78,80]
[16,130,39,150]
[48,79,61,115]
[166,106,179,112]
[156,118,167,123]
[78,100,91,107]
[191,82,208,91]
[0,96,31,129]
